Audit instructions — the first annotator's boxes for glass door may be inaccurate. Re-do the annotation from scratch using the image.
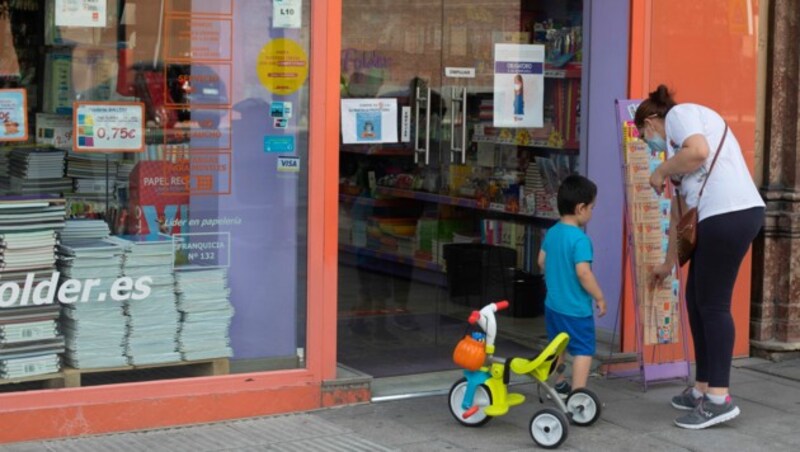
[337,0,584,378]
[337,0,454,377]
[437,0,584,349]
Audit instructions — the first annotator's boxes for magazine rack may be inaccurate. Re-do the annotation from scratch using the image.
[607,99,691,391]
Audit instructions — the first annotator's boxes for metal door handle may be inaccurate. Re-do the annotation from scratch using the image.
[460,87,467,165]
[414,86,431,165]
[450,87,467,164]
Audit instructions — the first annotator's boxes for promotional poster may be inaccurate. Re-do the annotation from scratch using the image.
[493,44,544,128]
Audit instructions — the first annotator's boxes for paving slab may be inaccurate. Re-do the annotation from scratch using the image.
[4,361,800,452]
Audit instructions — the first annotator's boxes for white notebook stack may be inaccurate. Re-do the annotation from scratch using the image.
[109,235,181,366]
[174,266,234,361]
[57,239,128,368]
[0,197,66,379]
[7,148,71,196]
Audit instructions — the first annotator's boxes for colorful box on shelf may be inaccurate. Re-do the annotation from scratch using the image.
[543,62,582,79]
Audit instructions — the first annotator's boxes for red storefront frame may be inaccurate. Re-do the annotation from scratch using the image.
[0,0,345,444]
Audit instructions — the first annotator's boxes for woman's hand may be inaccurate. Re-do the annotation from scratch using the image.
[650,166,667,195]
[649,261,673,289]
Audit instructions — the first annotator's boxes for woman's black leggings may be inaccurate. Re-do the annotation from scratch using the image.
[686,207,764,388]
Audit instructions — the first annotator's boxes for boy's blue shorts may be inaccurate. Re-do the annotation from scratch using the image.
[545,307,596,356]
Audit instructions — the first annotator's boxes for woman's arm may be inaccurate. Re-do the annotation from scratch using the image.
[650,195,680,288]
[650,134,710,194]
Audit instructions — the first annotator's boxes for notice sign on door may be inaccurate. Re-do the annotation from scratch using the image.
[493,44,545,128]
[273,0,302,29]
[55,0,107,28]
[341,98,398,144]
[73,102,145,153]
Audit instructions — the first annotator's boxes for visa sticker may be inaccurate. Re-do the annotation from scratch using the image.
[277,156,300,173]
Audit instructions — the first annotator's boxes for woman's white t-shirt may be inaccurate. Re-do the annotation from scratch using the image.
[665,103,765,221]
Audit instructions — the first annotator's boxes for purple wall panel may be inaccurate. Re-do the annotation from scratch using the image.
[584,0,630,334]
[189,1,305,359]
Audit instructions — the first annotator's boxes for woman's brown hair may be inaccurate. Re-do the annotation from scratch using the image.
[634,84,677,129]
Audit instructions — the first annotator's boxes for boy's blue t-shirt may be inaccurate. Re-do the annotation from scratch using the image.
[542,222,594,318]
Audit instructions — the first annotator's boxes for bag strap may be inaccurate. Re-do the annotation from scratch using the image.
[697,123,728,200]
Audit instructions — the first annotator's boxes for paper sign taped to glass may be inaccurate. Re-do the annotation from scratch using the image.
[340,98,398,144]
[493,44,544,128]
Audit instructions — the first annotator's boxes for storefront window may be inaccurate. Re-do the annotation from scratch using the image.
[0,0,309,392]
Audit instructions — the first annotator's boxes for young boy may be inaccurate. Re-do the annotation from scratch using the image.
[538,174,607,397]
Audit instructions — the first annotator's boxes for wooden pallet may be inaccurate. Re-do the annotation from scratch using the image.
[62,358,230,388]
[0,372,67,389]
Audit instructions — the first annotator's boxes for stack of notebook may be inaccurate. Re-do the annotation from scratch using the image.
[0,197,66,379]
[0,150,9,195]
[60,219,111,242]
[108,235,181,365]
[57,238,128,368]
[66,153,121,202]
[174,266,234,361]
[7,148,71,196]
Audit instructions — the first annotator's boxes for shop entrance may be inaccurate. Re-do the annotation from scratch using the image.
[337,0,584,378]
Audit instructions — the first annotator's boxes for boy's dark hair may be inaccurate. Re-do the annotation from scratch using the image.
[557,174,597,216]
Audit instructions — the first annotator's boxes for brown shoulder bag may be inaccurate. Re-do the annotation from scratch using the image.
[675,124,728,267]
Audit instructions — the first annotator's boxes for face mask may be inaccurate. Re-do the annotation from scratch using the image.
[645,134,667,152]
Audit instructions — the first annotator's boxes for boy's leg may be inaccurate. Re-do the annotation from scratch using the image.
[571,355,592,389]
[554,352,567,384]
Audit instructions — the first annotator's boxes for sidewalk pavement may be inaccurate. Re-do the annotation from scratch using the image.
[3,357,800,452]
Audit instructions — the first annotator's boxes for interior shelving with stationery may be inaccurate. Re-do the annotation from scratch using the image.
[338,3,583,285]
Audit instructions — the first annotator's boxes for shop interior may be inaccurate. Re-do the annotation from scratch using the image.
[337,0,585,378]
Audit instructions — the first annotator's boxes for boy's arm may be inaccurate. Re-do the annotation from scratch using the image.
[576,262,607,317]
[538,250,546,273]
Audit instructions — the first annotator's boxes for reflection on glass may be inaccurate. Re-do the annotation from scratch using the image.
[0,0,309,392]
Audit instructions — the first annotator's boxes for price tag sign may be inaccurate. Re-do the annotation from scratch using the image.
[273,0,301,29]
[73,102,145,153]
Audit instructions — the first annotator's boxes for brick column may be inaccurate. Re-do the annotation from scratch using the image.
[751,0,800,358]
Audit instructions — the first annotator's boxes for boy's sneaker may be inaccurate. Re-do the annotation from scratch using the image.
[674,396,740,430]
[671,387,703,411]
[555,381,571,399]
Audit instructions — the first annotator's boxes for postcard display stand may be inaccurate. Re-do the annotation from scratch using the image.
[613,99,690,391]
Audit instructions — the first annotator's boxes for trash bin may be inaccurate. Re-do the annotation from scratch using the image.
[506,270,546,318]
[443,244,517,309]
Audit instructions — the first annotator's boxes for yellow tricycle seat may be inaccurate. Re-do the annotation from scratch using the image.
[509,332,569,382]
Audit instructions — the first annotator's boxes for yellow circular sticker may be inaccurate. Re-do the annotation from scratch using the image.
[257,38,309,96]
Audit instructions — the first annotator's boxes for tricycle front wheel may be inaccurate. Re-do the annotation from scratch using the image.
[448,378,493,427]
[529,408,569,449]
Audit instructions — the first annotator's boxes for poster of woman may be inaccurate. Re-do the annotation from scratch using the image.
[493,44,544,128]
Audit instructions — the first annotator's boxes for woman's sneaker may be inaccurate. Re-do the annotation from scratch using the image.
[674,396,741,430]
[671,387,703,411]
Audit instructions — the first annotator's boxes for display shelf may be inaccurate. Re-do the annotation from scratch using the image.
[340,144,414,156]
[472,135,580,153]
[544,63,582,79]
[61,358,230,388]
[376,186,478,209]
[374,186,559,224]
[339,194,406,207]
[339,243,444,273]
[0,372,66,389]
